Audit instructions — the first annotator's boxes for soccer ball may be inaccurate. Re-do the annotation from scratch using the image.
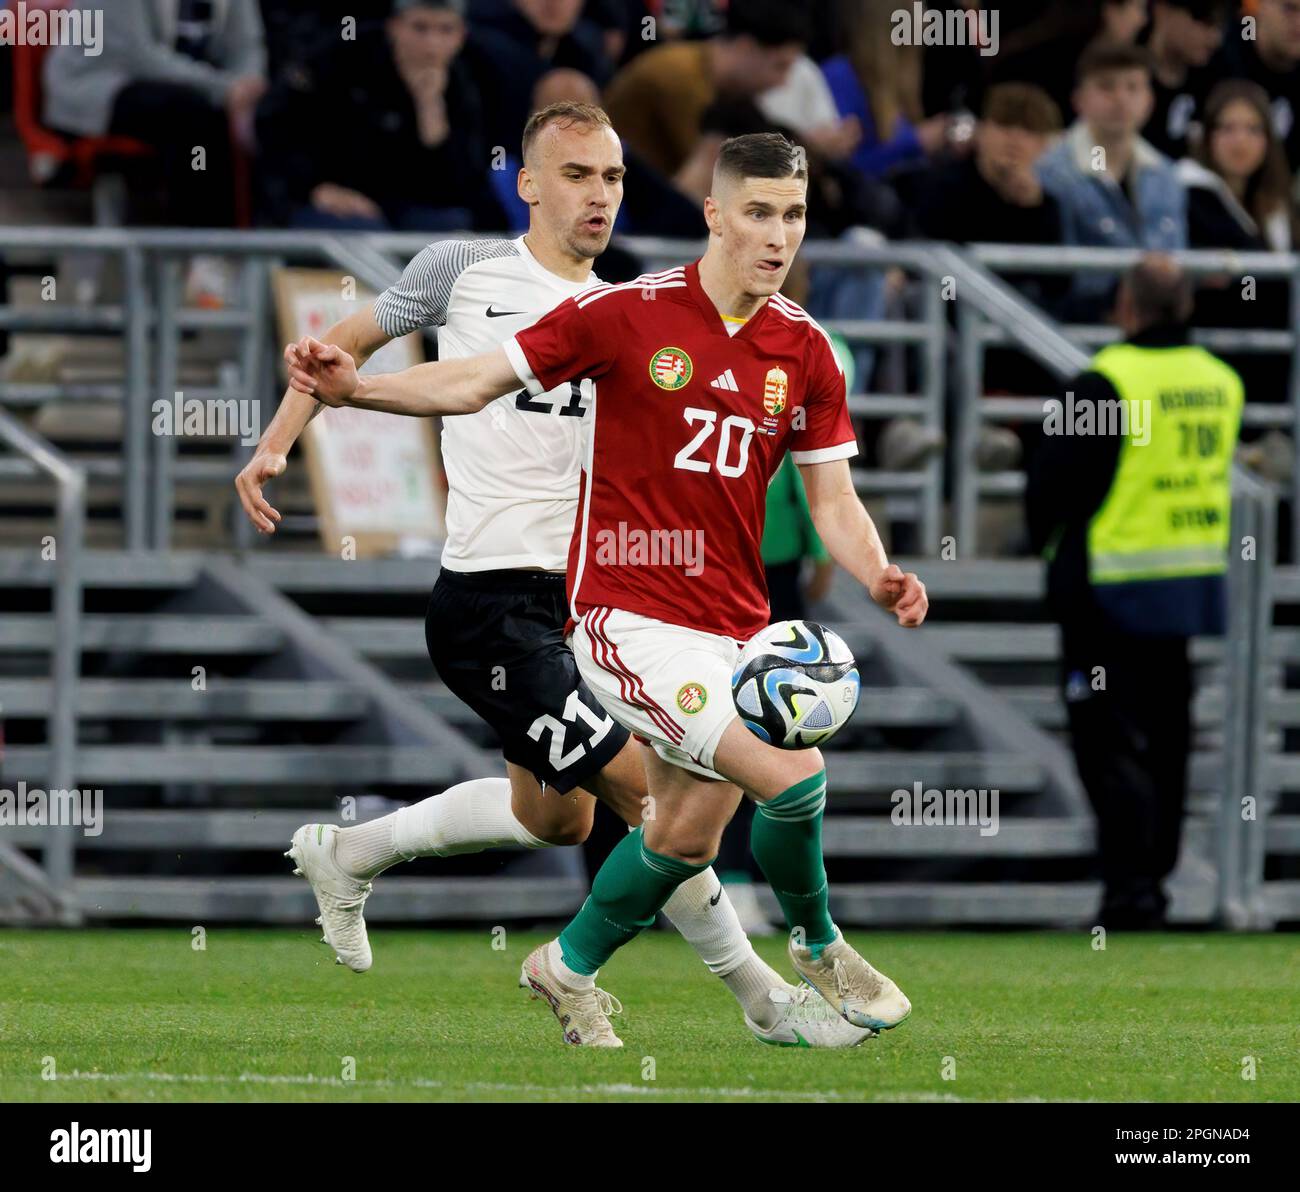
[731,620,860,748]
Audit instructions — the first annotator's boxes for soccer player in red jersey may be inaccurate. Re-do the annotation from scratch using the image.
[286,132,928,1047]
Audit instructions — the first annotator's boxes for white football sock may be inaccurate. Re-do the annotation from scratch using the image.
[333,777,548,879]
[549,938,595,988]
[661,867,786,1028]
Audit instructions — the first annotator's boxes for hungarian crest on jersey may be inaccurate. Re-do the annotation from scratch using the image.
[649,346,693,391]
[763,366,788,415]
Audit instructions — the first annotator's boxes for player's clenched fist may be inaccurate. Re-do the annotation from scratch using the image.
[870,562,928,628]
[235,450,287,534]
[285,336,360,406]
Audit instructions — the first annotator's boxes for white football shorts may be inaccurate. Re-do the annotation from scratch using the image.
[570,605,741,780]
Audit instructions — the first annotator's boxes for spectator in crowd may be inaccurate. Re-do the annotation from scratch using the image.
[914,84,1064,288]
[1179,79,1294,250]
[1140,0,1227,159]
[1211,0,1300,169]
[1037,40,1187,321]
[256,0,505,232]
[914,83,1067,415]
[465,0,614,151]
[822,0,952,180]
[1178,78,1294,479]
[42,0,267,228]
[474,0,614,85]
[602,0,808,177]
[1027,256,1243,930]
[758,52,863,164]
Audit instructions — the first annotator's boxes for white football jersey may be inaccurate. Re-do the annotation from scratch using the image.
[372,235,598,573]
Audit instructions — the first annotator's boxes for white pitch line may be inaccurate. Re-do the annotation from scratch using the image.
[35,1069,989,1102]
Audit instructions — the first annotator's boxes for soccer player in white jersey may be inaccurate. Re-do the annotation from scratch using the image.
[285,131,929,1047]
[237,103,867,1048]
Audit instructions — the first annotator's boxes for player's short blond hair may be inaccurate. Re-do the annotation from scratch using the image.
[521,102,614,165]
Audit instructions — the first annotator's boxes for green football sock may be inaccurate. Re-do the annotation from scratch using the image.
[559,826,712,976]
[750,770,836,952]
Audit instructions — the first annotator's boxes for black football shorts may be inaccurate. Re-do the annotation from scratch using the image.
[424,568,629,793]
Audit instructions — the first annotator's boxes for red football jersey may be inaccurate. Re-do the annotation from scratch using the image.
[503,261,857,640]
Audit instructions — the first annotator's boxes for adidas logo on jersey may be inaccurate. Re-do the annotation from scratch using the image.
[710,369,739,392]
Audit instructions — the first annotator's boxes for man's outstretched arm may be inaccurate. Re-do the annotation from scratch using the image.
[236,305,393,533]
[799,456,928,628]
[284,336,522,418]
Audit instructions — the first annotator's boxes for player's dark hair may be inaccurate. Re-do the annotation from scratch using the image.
[715,133,808,186]
[724,0,810,47]
[1075,38,1153,86]
[521,101,614,163]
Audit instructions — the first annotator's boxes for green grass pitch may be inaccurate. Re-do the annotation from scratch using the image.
[2,928,1297,1102]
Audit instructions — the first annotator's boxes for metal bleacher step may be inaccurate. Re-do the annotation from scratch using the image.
[823,816,1094,856]
[5,744,463,785]
[0,807,338,849]
[0,549,203,589]
[0,678,367,721]
[72,876,587,921]
[321,616,426,660]
[775,879,1216,925]
[925,623,1230,665]
[0,614,282,654]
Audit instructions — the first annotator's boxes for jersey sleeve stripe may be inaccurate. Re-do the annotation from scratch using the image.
[503,335,544,396]
[769,294,841,367]
[575,277,687,309]
[373,238,519,338]
[790,442,858,465]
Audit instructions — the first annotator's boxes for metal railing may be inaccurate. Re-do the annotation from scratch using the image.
[0,229,952,551]
[4,231,1300,562]
[0,407,84,891]
[1221,467,1277,927]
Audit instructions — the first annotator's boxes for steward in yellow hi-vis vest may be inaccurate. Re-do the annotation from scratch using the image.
[1083,339,1243,634]
[1025,256,1243,930]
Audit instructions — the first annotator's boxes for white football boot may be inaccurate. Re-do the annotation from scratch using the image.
[788,927,911,1031]
[745,982,877,1048]
[519,942,624,1047]
[285,823,373,973]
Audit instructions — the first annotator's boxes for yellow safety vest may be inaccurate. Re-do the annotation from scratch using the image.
[1085,343,1242,586]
